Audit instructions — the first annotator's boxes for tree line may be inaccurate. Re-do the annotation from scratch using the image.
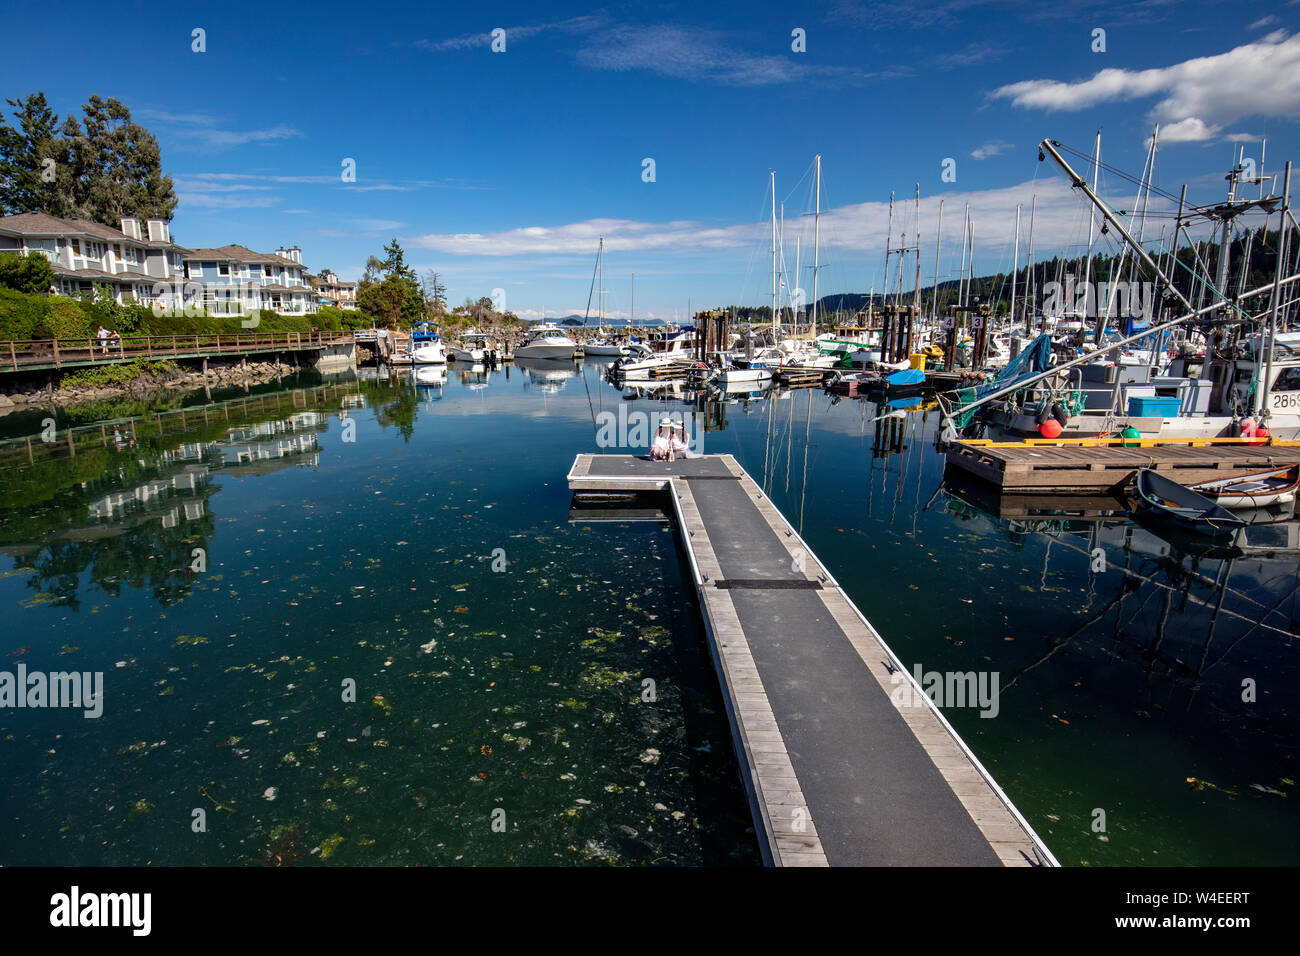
[0,92,177,224]
[354,239,521,330]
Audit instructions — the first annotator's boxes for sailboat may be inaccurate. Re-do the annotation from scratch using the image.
[582,239,628,356]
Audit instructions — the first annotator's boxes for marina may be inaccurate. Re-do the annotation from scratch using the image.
[2,359,1298,868]
[3,7,1300,890]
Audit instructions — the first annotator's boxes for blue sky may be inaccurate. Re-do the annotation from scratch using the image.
[5,0,1299,319]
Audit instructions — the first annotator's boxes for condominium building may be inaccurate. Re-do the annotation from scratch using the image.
[182,244,316,315]
[311,271,358,310]
[0,212,190,307]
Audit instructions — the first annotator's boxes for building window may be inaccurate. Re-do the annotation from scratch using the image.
[70,239,81,255]
[188,263,201,278]
[218,263,230,277]
[264,265,273,277]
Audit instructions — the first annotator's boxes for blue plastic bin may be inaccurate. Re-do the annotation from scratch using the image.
[1127,395,1181,417]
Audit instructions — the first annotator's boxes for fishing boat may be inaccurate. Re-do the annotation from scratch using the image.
[1135,468,1247,535]
[410,322,446,364]
[1193,466,1300,508]
[515,324,578,360]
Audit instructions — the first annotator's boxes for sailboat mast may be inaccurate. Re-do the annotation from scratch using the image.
[933,199,943,323]
[1026,195,1037,333]
[882,192,894,327]
[598,237,604,326]
[630,272,634,328]
[771,171,778,335]
[795,236,801,332]
[957,203,969,311]
[1082,131,1101,334]
[1011,203,1021,330]
[912,183,922,326]
[812,154,821,336]
[1263,161,1292,419]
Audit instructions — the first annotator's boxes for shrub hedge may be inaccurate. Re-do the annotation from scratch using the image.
[0,287,367,339]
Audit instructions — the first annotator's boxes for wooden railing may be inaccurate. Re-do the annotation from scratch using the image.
[1,330,355,372]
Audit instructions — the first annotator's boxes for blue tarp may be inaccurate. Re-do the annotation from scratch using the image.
[886,369,926,387]
[966,333,1054,402]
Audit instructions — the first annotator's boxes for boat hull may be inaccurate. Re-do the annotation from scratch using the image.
[411,345,446,364]
[515,343,575,360]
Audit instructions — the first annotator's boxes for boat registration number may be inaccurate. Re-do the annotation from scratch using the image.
[1272,392,1300,410]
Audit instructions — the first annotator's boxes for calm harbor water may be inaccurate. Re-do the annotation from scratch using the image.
[1,358,1297,866]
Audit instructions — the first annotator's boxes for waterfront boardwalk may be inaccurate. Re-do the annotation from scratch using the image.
[0,330,352,375]
[568,453,1058,867]
[948,437,1300,493]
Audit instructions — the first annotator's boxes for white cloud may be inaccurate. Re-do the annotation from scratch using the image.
[990,32,1300,143]
[1249,15,1280,30]
[406,178,1131,262]
[419,17,909,87]
[971,140,1013,159]
[414,15,608,51]
[1157,117,1218,143]
[138,110,302,150]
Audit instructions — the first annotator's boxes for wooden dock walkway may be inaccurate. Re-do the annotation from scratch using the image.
[568,453,1058,867]
[0,330,352,375]
[948,437,1300,493]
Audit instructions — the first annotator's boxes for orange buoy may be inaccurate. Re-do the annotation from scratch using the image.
[1252,426,1270,446]
[1039,419,1063,439]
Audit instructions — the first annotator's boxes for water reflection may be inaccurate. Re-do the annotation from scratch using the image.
[2,361,1297,865]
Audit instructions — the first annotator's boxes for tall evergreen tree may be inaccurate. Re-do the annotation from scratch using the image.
[0,93,74,217]
[0,93,176,224]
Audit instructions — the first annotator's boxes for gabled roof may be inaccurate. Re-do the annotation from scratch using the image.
[185,244,306,268]
[0,212,189,251]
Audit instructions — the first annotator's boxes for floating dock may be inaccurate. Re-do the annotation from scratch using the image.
[568,453,1058,867]
[948,437,1300,493]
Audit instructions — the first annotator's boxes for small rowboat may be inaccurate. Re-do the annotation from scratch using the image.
[1192,466,1299,508]
[1135,468,1246,535]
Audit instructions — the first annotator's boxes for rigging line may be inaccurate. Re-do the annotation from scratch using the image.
[1053,142,1188,205]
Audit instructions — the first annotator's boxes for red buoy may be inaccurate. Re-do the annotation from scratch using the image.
[1252,426,1271,446]
[1039,419,1063,439]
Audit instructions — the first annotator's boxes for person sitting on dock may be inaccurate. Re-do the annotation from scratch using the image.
[651,417,674,461]
[670,420,700,459]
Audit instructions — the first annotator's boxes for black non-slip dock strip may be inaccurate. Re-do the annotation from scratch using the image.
[713,578,822,590]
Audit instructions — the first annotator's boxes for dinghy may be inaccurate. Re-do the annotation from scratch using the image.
[1135,468,1246,535]
[1192,466,1299,508]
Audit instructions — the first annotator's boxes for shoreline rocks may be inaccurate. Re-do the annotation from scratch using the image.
[0,360,322,411]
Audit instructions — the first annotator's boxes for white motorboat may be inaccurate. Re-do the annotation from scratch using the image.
[410,321,446,364]
[582,339,628,356]
[515,324,578,360]
[450,331,495,363]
